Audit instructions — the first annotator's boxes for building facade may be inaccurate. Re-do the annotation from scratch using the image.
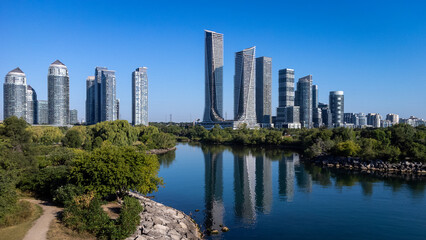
[203,30,224,122]
[367,113,381,128]
[329,91,344,127]
[255,56,272,124]
[276,68,296,125]
[26,85,37,124]
[70,109,78,124]
[100,70,117,121]
[319,102,332,128]
[234,47,257,128]
[295,75,313,128]
[386,113,399,125]
[132,67,149,126]
[48,60,69,125]
[85,76,95,125]
[4,67,27,120]
[37,100,48,124]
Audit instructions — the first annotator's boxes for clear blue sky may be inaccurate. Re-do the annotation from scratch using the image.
[1,0,425,122]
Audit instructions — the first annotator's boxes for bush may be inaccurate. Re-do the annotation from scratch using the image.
[334,140,361,157]
[0,201,35,227]
[63,129,83,148]
[0,170,18,221]
[53,184,85,206]
[109,196,143,239]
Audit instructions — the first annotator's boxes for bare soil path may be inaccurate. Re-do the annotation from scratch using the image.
[22,199,62,240]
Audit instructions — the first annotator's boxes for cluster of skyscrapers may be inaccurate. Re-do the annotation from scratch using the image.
[201,30,346,129]
[3,60,78,125]
[3,61,149,126]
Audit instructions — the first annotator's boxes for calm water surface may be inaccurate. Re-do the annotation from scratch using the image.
[149,143,426,240]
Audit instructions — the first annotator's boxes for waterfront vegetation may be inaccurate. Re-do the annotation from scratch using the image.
[152,123,426,162]
[0,116,175,239]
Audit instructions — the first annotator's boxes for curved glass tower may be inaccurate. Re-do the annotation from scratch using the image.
[4,67,27,120]
[203,30,224,122]
[329,91,344,126]
[234,47,257,127]
[48,60,69,125]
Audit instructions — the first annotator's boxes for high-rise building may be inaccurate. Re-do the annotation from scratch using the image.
[85,76,95,125]
[386,113,399,125]
[319,102,332,128]
[37,100,48,124]
[312,85,318,110]
[234,47,257,128]
[101,70,117,121]
[70,109,78,124]
[115,99,120,120]
[26,85,37,124]
[4,67,27,120]
[203,30,224,122]
[357,113,367,127]
[367,113,381,128]
[295,75,313,128]
[48,60,69,125]
[132,67,148,126]
[276,68,296,125]
[329,91,344,127]
[94,67,107,123]
[255,57,272,124]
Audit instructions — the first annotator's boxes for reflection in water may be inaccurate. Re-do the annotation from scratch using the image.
[255,155,272,213]
[202,146,225,230]
[234,153,257,223]
[158,150,176,168]
[197,144,426,234]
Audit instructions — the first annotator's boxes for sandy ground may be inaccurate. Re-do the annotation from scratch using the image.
[22,199,61,240]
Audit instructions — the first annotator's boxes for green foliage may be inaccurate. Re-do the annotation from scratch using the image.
[29,126,64,145]
[334,140,361,157]
[53,184,85,206]
[89,120,138,148]
[0,169,18,221]
[0,116,31,151]
[63,129,83,148]
[149,132,176,149]
[63,193,143,240]
[70,143,163,198]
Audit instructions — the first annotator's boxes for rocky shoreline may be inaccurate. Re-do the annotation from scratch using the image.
[306,156,426,178]
[146,147,177,155]
[126,192,202,240]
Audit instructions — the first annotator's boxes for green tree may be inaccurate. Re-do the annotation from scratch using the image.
[63,129,83,148]
[334,140,361,157]
[0,116,31,151]
[70,143,163,198]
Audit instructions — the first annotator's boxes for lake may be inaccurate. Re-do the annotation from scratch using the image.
[149,143,426,240]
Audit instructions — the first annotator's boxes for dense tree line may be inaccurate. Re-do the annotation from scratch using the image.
[152,122,426,162]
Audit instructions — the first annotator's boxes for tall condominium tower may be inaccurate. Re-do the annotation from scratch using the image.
[319,102,332,128]
[85,76,95,124]
[234,47,257,127]
[386,113,399,124]
[276,69,300,126]
[115,99,120,120]
[255,56,272,124]
[312,85,318,109]
[48,60,69,125]
[37,100,48,124]
[26,85,37,124]
[101,70,117,121]
[70,109,78,124]
[94,67,107,123]
[132,67,148,126]
[295,75,313,128]
[203,30,224,122]
[4,67,27,120]
[329,91,344,126]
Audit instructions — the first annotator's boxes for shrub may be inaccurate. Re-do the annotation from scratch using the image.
[63,129,83,148]
[334,140,361,157]
[53,184,85,206]
[109,196,143,239]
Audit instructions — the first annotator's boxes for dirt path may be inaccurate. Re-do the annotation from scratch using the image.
[22,199,62,240]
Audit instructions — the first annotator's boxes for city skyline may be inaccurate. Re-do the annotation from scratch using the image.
[1,1,425,122]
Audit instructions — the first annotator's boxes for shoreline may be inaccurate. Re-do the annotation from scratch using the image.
[126,192,202,240]
[304,155,426,179]
[146,147,177,155]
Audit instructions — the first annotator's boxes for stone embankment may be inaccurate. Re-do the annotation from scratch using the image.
[308,156,426,177]
[126,192,202,240]
[146,147,177,155]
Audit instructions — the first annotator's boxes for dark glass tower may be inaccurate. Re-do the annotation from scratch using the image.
[255,56,272,124]
[48,60,69,125]
[101,70,117,121]
[276,68,299,124]
[295,75,313,128]
[329,91,344,126]
[4,67,27,120]
[85,76,95,124]
[203,30,224,122]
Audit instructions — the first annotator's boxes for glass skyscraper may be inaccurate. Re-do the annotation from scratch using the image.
[329,91,344,126]
[70,109,78,124]
[37,100,48,124]
[48,60,69,126]
[101,70,117,121]
[234,47,257,127]
[276,69,300,126]
[85,76,95,124]
[255,56,272,124]
[132,67,148,126]
[296,75,313,128]
[4,67,27,120]
[26,85,37,124]
[203,30,224,122]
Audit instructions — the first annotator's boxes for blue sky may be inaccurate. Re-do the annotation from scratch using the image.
[1,0,425,122]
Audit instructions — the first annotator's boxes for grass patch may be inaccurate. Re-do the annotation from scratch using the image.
[47,217,96,240]
[0,201,43,240]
